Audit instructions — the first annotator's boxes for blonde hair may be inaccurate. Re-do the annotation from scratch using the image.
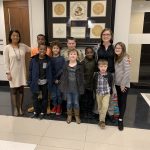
[68,48,79,56]
[98,59,108,66]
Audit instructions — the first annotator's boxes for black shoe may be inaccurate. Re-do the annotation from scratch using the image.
[31,113,38,118]
[39,113,45,120]
[118,120,124,131]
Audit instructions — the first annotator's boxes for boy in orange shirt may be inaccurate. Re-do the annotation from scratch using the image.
[31,34,52,57]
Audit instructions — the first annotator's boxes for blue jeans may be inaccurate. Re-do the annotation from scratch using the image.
[51,84,62,106]
[66,92,79,109]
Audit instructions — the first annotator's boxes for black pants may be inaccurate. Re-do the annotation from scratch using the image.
[33,84,48,114]
[80,89,94,114]
[115,85,129,119]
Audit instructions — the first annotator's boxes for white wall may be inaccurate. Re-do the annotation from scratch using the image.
[0,0,7,80]
[113,0,132,47]
[28,0,45,48]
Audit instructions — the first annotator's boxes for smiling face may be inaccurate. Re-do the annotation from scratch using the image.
[10,32,20,44]
[101,30,112,43]
[39,45,47,58]
[85,48,94,60]
[68,50,78,61]
[52,45,60,56]
[115,44,123,56]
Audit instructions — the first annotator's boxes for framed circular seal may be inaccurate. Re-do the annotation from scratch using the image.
[92,25,103,37]
[54,4,65,16]
[93,3,104,15]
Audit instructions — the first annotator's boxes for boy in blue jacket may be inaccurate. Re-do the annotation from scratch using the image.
[28,44,52,119]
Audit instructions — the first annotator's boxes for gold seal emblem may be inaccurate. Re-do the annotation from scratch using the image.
[92,25,103,37]
[54,4,65,15]
[93,3,104,15]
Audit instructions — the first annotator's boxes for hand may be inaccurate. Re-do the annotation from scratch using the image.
[127,56,131,64]
[55,80,59,84]
[7,73,12,81]
[120,86,127,92]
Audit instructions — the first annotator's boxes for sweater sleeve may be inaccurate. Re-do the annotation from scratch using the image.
[21,43,31,53]
[121,57,130,87]
[4,46,10,73]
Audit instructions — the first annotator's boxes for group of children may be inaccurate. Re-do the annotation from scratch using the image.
[28,35,130,131]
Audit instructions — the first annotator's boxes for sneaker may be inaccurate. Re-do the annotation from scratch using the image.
[39,113,45,120]
[56,105,61,115]
[99,121,105,129]
[31,112,38,118]
[118,119,124,131]
[51,106,57,114]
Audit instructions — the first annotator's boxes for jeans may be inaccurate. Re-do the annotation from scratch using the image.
[51,84,62,106]
[33,84,48,114]
[66,92,79,109]
[115,85,129,119]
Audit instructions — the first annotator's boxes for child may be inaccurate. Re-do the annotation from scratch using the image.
[28,44,52,119]
[114,42,130,131]
[28,34,52,114]
[31,34,52,57]
[93,59,113,129]
[59,48,84,124]
[50,41,65,115]
[81,47,96,118]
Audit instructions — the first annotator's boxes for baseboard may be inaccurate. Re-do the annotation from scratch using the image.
[0,81,150,89]
[0,81,9,86]
[131,82,150,89]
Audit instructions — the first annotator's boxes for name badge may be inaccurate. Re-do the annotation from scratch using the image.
[43,63,47,69]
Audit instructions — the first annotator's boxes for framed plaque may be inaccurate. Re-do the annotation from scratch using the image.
[44,0,116,45]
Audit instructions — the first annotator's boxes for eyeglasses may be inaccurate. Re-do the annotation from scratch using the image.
[102,34,111,36]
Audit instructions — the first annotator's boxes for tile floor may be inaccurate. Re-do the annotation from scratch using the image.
[0,115,150,150]
[0,86,150,150]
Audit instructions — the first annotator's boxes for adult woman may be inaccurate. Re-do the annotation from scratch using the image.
[97,28,115,121]
[4,30,31,116]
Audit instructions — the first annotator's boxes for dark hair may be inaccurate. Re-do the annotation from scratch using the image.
[8,29,21,43]
[100,28,113,44]
[50,40,62,49]
[37,34,45,39]
[85,46,95,58]
[115,42,128,63]
[67,37,76,42]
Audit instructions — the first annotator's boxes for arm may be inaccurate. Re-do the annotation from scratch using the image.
[28,59,33,86]
[121,57,130,92]
[4,46,12,81]
[109,73,113,95]
[22,43,31,53]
